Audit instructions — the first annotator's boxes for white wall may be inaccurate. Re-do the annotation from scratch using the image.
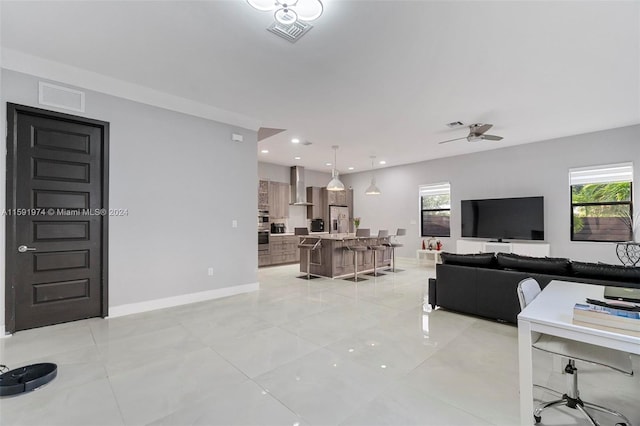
[258,162,331,232]
[258,162,331,187]
[343,125,640,264]
[1,70,258,331]
[0,3,5,334]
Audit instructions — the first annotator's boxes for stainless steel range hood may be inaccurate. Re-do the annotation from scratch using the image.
[290,166,313,205]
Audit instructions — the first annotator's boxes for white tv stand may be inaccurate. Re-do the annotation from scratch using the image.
[456,239,550,257]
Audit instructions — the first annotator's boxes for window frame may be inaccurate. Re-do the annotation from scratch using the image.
[419,182,451,238]
[569,163,633,243]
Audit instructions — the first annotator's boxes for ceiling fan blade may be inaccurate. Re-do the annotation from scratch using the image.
[438,137,467,144]
[481,134,503,141]
[472,123,493,135]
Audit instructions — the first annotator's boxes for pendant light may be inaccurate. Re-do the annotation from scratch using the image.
[365,155,381,195]
[326,145,345,191]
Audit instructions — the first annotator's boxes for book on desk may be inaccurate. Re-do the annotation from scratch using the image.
[573,302,640,337]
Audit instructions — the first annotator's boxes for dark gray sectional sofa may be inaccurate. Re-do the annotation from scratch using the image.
[428,252,640,324]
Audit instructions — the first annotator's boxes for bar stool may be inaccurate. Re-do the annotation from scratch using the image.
[296,227,321,280]
[366,230,388,277]
[385,228,406,272]
[344,228,370,282]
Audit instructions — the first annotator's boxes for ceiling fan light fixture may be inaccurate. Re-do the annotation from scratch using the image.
[275,8,297,25]
[294,0,323,21]
[437,123,503,145]
[247,0,278,12]
[247,0,323,25]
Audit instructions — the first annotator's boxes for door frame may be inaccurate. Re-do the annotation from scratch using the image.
[5,103,110,333]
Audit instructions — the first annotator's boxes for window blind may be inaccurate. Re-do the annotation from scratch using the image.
[569,163,633,186]
[419,182,450,196]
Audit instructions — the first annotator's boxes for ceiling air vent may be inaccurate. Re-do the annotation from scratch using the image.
[267,20,313,43]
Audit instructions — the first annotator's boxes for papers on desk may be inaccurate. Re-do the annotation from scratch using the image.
[573,303,640,337]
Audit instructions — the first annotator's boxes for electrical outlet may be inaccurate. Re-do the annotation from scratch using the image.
[207,267,213,276]
[232,220,238,228]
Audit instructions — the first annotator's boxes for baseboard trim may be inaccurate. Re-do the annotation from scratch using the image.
[108,282,259,318]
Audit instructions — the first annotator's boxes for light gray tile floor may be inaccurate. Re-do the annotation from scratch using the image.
[1,258,638,425]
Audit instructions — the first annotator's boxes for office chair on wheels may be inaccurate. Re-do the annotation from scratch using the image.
[517,278,634,426]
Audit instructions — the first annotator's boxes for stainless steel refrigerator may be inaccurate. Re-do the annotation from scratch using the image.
[329,205,349,233]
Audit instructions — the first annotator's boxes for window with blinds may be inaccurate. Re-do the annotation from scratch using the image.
[419,182,451,237]
[569,163,633,242]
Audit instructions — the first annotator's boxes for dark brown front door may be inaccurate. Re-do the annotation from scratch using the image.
[6,103,109,333]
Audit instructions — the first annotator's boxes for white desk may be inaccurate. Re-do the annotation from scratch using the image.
[517,280,640,425]
[416,249,442,267]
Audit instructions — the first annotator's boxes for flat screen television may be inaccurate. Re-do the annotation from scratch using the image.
[461,196,544,241]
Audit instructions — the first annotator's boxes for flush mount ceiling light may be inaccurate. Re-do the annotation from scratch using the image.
[365,156,381,196]
[326,145,345,192]
[247,0,323,25]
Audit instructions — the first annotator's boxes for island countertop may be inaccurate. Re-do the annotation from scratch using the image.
[298,233,380,240]
[269,232,329,237]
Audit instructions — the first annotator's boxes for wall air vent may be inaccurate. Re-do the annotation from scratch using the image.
[267,20,313,43]
[38,82,85,113]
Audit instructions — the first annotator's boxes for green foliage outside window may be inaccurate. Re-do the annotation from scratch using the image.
[421,194,451,237]
[571,182,633,241]
[421,194,450,210]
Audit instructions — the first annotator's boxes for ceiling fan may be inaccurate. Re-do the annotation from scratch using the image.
[438,123,503,144]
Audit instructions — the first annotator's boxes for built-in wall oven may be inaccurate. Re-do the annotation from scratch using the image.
[258,230,270,253]
[258,210,270,234]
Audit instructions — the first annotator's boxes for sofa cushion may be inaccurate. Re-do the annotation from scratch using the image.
[496,253,571,275]
[571,261,640,283]
[440,252,496,267]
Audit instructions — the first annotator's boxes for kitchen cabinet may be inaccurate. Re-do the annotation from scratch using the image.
[268,181,290,219]
[346,188,354,232]
[268,235,299,265]
[258,253,271,267]
[306,187,353,230]
[306,186,326,219]
[327,189,348,206]
[258,180,269,210]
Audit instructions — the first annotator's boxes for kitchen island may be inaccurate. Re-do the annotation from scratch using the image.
[298,233,392,279]
[260,232,329,267]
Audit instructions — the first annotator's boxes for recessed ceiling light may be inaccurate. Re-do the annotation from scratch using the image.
[294,156,301,160]
[325,162,332,166]
[291,138,300,144]
[379,160,386,165]
[348,167,354,170]
[261,149,269,154]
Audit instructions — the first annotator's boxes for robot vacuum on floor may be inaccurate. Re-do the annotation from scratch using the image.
[0,363,57,397]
